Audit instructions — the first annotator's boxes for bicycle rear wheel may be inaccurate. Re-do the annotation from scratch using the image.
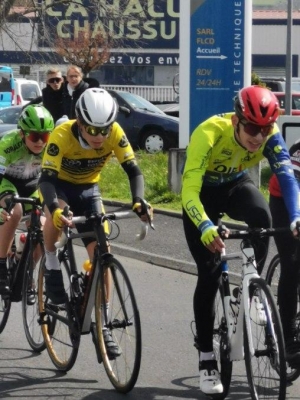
[95,256,142,393]
[22,242,45,352]
[38,256,80,371]
[266,254,300,382]
[0,256,13,334]
[244,278,286,400]
[213,285,233,400]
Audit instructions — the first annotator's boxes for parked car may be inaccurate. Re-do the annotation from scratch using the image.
[271,92,300,116]
[13,78,41,106]
[156,102,179,118]
[0,96,179,153]
[260,77,300,92]
[107,90,179,153]
[0,105,21,137]
[0,124,16,138]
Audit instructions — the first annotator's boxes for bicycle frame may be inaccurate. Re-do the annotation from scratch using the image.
[6,196,43,302]
[220,240,276,361]
[55,210,147,334]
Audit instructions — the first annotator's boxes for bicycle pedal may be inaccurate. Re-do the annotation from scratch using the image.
[91,322,103,364]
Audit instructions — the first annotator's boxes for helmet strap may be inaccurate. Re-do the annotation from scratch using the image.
[77,126,91,149]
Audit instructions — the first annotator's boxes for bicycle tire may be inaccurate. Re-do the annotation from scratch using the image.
[22,242,46,352]
[38,256,80,371]
[244,277,286,400]
[0,257,12,333]
[212,284,233,400]
[266,254,300,383]
[95,256,142,393]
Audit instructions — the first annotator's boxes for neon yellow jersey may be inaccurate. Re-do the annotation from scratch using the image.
[42,120,136,184]
[182,112,283,229]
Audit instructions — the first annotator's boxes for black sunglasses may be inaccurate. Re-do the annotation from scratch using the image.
[239,120,273,138]
[48,77,62,84]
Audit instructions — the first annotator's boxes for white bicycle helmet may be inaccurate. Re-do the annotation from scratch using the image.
[75,88,117,128]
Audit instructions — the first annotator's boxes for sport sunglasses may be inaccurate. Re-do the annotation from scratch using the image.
[84,124,111,136]
[25,131,51,143]
[48,77,62,84]
[239,120,273,138]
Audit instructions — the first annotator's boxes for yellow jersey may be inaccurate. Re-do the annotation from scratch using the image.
[42,120,136,184]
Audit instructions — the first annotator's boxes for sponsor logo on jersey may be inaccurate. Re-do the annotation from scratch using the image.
[47,143,59,156]
[118,134,129,148]
[4,141,22,154]
[221,148,232,156]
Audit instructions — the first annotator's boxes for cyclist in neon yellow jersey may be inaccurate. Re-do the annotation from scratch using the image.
[182,85,300,396]
[0,105,54,295]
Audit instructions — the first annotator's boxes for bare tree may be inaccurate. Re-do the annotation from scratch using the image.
[0,0,157,65]
[55,29,111,76]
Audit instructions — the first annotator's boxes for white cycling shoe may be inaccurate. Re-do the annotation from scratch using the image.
[250,295,267,326]
[199,360,223,395]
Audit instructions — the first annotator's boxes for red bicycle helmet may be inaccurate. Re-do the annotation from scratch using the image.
[234,85,279,125]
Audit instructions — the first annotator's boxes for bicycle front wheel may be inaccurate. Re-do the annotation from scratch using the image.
[0,256,13,334]
[266,254,300,383]
[244,278,286,400]
[213,284,233,400]
[22,242,45,352]
[95,256,142,393]
[38,256,80,371]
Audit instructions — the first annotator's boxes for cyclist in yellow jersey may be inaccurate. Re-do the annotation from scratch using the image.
[38,88,152,358]
[182,85,300,396]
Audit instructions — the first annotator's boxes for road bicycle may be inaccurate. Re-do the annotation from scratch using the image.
[0,194,45,352]
[266,252,300,383]
[37,203,153,393]
[212,222,287,400]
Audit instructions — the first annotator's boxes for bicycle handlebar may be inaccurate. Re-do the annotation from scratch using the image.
[218,225,290,240]
[4,194,40,213]
[55,210,149,249]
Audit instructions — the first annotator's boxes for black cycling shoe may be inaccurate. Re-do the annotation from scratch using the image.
[45,269,66,305]
[103,329,121,360]
[286,337,300,368]
[0,266,9,295]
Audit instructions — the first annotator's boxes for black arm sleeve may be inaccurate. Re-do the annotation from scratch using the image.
[38,169,60,214]
[121,160,144,204]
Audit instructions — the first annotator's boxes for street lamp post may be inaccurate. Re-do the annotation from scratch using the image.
[285,0,293,115]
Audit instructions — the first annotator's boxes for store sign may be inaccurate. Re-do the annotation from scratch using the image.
[0,51,179,66]
[39,0,179,49]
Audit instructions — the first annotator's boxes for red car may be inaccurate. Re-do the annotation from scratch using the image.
[273,92,300,116]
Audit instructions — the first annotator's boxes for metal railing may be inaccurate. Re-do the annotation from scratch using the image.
[100,84,177,103]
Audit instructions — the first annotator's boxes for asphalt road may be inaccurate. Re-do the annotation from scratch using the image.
[2,250,300,400]
[104,202,279,283]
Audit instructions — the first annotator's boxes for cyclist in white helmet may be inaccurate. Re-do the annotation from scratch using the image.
[38,88,152,358]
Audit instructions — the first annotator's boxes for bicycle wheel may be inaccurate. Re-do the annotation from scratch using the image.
[173,72,179,94]
[244,278,286,400]
[22,242,45,352]
[213,284,233,400]
[38,256,80,371]
[266,254,300,382]
[0,257,12,333]
[95,256,142,393]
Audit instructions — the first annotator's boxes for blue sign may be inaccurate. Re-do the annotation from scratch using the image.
[190,0,245,132]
